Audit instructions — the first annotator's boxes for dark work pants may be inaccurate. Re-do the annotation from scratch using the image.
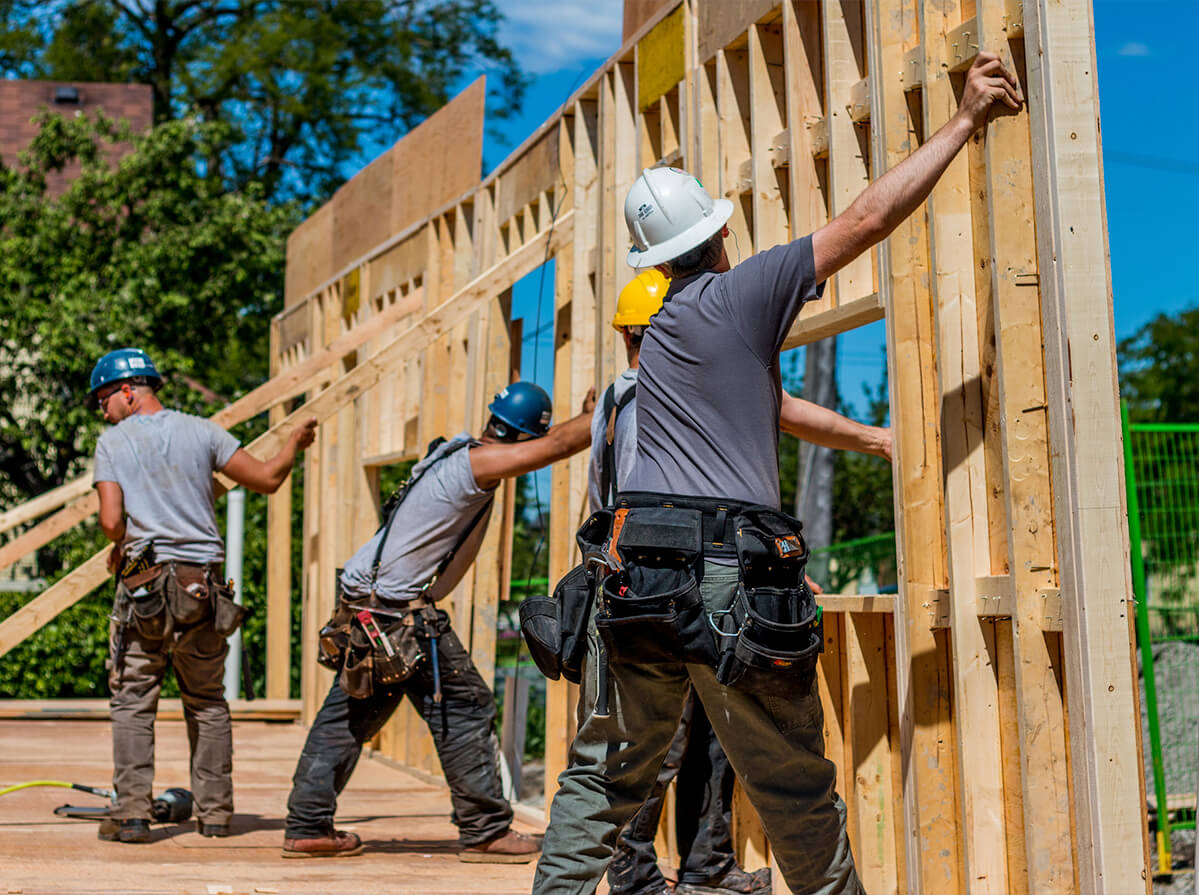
[285,626,513,845]
[607,690,736,893]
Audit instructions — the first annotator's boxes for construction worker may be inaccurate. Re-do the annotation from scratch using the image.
[282,381,595,861]
[591,273,890,895]
[534,52,1020,894]
[91,347,317,844]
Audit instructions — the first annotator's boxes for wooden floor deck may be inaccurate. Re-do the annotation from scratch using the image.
[0,718,548,895]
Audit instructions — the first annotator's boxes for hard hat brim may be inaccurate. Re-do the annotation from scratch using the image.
[626,198,734,269]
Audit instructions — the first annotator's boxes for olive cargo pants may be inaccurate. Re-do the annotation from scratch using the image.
[108,575,233,824]
[534,562,863,895]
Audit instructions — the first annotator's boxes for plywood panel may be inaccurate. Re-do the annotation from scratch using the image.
[698,0,778,63]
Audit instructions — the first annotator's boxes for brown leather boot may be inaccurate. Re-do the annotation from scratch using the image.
[458,829,542,864]
[281,829,363,859]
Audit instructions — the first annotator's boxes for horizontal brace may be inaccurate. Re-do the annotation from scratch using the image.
[362,448,419,468]
[901,47,923,92]
[818,594,896,614]
[806,116,829,159]
[770,129,790,169]
[925,582,1064,631]
[946,17,980,74]
[782,293,884,350]
[847,78,871,124]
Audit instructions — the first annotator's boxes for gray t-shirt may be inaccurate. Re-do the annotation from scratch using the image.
[588,368,639,513]
[93,409,241,564]
[625,236,824,508]
[340,433,497,602]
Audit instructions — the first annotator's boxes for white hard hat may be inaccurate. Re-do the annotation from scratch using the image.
[624,167,733,269]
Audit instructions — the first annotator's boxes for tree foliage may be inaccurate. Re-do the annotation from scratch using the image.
[0,111,296,515]
[1119,306,1199,423]
[0,0,527,201]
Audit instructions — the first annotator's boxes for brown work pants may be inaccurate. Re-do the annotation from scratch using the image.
[108,570,233,824]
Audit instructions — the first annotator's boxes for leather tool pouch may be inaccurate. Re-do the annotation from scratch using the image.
[596,507,716,666]
[122,565,170,641]
[211,579,247,638]
[371,609,430,686]
[520,510,610,683]
[318,576,355,671]
[168,564,214,627]
[340,624,375,699]
[713,507,823,694]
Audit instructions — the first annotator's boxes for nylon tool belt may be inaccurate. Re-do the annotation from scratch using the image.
[532,492,824,711]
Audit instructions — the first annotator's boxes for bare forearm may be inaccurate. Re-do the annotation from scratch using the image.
[850,115,972,245]
[780,398,889,458]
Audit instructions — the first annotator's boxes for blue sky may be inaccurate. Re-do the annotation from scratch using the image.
[476,0,1196,420]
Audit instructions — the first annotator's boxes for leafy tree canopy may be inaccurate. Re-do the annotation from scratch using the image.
[0,111,297,506]
[1119,306,1199,423]
[0,0,527,202]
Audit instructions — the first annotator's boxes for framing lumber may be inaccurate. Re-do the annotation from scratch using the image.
[0,476,91,536]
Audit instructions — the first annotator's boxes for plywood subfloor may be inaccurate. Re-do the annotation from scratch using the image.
[0,719,546,895]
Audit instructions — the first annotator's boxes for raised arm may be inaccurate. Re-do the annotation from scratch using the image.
[471,389,597,490]
[810,52,1021,284]
[780,395,891,462]
[221,417,317,494]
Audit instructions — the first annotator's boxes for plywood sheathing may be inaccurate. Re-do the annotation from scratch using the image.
[284,77,486,306]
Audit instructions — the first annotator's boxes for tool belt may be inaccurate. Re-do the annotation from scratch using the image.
[317,580,447,700]
[537,493,823,708]
[114,549,245,643]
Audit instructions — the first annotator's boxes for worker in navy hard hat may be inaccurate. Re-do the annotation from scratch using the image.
[281,379,595,861]
[91,346,317,844]
[89,348,164,414]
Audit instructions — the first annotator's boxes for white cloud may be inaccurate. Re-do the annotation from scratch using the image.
[496,0,624,75]
[1118,41,1152,56]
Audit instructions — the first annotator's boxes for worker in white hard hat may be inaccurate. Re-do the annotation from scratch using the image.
[590,274,889,895]
[534,51,1019,895]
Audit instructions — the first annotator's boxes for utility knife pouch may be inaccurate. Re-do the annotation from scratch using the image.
[123,570,170,641]
[167,564,213,627]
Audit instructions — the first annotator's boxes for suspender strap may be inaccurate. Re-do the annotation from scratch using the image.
[600,382,636,508]
[369,439,474,598]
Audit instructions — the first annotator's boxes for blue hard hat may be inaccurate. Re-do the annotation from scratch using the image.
[89,348,163,395]
[488,381,552,438]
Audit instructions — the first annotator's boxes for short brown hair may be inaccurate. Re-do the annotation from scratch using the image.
[664,231,724,279]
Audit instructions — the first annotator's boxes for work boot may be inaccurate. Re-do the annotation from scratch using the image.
[676,865,771,895]
[198,822,231,838]
[281,829,363,859]
[98,818,152,844]
[458,829,541,864]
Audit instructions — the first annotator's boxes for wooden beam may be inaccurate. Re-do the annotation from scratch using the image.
[0,215,573,659]
[0,494,98,575]
[782,293,884,350]
[1024,0,1149,888]
[0,477,92,536]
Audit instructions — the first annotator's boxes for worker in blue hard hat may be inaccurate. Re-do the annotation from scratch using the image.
[90,347,317,845]
[281,380,595,862]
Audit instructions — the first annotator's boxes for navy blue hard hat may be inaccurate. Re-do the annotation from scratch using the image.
[89,348,163,395]
[488,382,552,438]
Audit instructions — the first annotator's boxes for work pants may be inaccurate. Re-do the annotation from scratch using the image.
[284,624,512,845]
[108,595,233,824]
[534,562,862,895]
[605,689,736,894]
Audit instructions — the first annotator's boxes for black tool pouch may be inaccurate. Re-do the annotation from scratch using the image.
[520,510,610,683]
[596,506,716,666]
[713,507,823,694]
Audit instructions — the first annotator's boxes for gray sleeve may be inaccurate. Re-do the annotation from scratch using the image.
[205,419,241,470]
[587,404,606,514]
[93,434,117,484]
[723,235,825,363]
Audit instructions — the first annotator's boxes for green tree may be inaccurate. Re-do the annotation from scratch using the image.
[0,0,527,201]
[1119,306,1199,423]
[0,111,296,528]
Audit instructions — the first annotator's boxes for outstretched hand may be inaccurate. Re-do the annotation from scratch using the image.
[957,51,1023,131]
[581,387,597,415]
[290,417,318,452]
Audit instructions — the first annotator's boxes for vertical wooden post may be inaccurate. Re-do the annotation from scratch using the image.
[266,317,292,700]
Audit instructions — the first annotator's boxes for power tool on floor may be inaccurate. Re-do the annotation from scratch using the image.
[0,780,193,823]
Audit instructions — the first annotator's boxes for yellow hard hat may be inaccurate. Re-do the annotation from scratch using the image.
[612,270,669,330]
